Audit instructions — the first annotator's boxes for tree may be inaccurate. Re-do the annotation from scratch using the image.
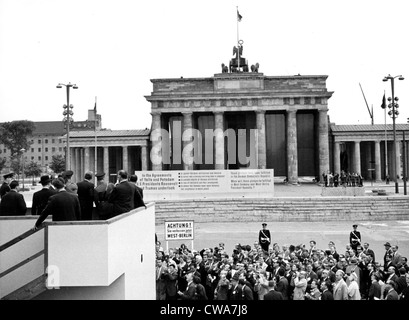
[0,120,35,157]
[49,154,66,174]
[25,161,43,185]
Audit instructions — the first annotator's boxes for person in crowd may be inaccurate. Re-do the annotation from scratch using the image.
[31,175,56,216]
[193,274,208,300]
[347,272,361,300]
[362,242,376,262]
[293,270,307,300]
[258,223,271,253]
[156,258,167,300]
[214,269,230,300]
[163,260,178,300]
[400,273,409,301]
[320,280,334,300]
[0,171,14,199]
[384,282,399,300]
[33,178,81,230]
[129,174,144,199]
[239,276,254,300]
[333,270,348,300]
[77,171,95,220]
[391,245,403,267]
[0,180,27,216]
[305,279,321,300]
[264,279,283,300]
[93,172,115,219]
[108,169,146,218]
[254,269,269,300]
[384,265,399,284]
[383,242,393,267]
[62,170,78,194]
[178,271,196,300]
[228,273,242,300]
[395,267,407,296]
[275,267,289,300]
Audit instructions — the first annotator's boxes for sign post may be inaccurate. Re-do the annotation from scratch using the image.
[165,220,194,252]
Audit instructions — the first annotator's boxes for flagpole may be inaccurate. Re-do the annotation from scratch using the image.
[237,6,240,71]
[384,94,389,181]
[94,96,98,185]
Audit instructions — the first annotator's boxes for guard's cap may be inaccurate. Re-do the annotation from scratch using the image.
[384,242,391,247]
[95,172,106,178]
[3,172,14,179]
[262,223,267,226]
[353,224,358,228]
[62,170,74,178]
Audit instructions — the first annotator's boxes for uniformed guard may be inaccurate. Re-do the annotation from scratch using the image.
[62,170,78,194]
[258,223,271,253]
[349,224,361,253]
[0,171,15,199]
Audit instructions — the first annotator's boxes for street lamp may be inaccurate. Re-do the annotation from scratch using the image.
[383,74,404,193]
[20,148,26,191]
[57,82,78,171]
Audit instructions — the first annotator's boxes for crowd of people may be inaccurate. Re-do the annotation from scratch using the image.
[321,170,364,187]
[155,224,409,301]
[0,169,146,229]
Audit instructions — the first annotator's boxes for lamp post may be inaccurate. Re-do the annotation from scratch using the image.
[383,74,404,194]
[57,82,78,171]
[20,148,26,191]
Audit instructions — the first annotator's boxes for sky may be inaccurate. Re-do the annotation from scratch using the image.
[0,0,408,131]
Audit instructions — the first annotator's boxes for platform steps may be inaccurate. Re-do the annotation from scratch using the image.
[154,196,409,223]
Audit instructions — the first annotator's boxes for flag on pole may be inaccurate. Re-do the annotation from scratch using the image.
[381,93,386,109]
[94,101,97,114]
[237,9,242,22]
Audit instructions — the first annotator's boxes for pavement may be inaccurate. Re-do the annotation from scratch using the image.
[18,179,409,262]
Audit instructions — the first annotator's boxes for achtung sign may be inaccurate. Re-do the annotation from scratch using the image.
[165,220,194,241]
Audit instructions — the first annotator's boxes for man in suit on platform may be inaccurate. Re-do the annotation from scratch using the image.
[62,170,78,194]
[31,175,56,216]
[0,180,27,216]
[258,223,271,253]
[108,170,146,218]
[33,178,81,230]
[77,171,95,220]
[129,174,144,199]
[391,245,403,267]
[363,242,376,263]
[0,171,14,199]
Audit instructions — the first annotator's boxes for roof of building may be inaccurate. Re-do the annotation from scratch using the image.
[331,123,409,132]
[68,129,151,138]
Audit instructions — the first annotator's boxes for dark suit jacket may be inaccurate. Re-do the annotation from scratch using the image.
[241,283,254,300]
[31,187,56,216]
[0,182,10,199]
[228,284,243,300]
[368,281,381,300]
[264,290,284,300]
[275,277,289,300]
[179,281,196,300]
[77,180,95,220]
[136,185,144,199]
[35,190,81,227]
[321,289,334,300]
[0,190,27,216]
[128,182,146,209]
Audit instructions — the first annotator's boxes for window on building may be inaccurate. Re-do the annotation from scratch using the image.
[52,147,56,152]
[45,156,48,161]
[52,139,55,143]
[38,156,41,161]
[45,139,48,143]
[59,139,62,144]
[304,97,311,105]
[38,148,41,152]
[45,147,48,152]
[315,97,321,104]
[294,97,300,105]
[31,156,34,160]
[38,139,41,144]
[31,148,34,153]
